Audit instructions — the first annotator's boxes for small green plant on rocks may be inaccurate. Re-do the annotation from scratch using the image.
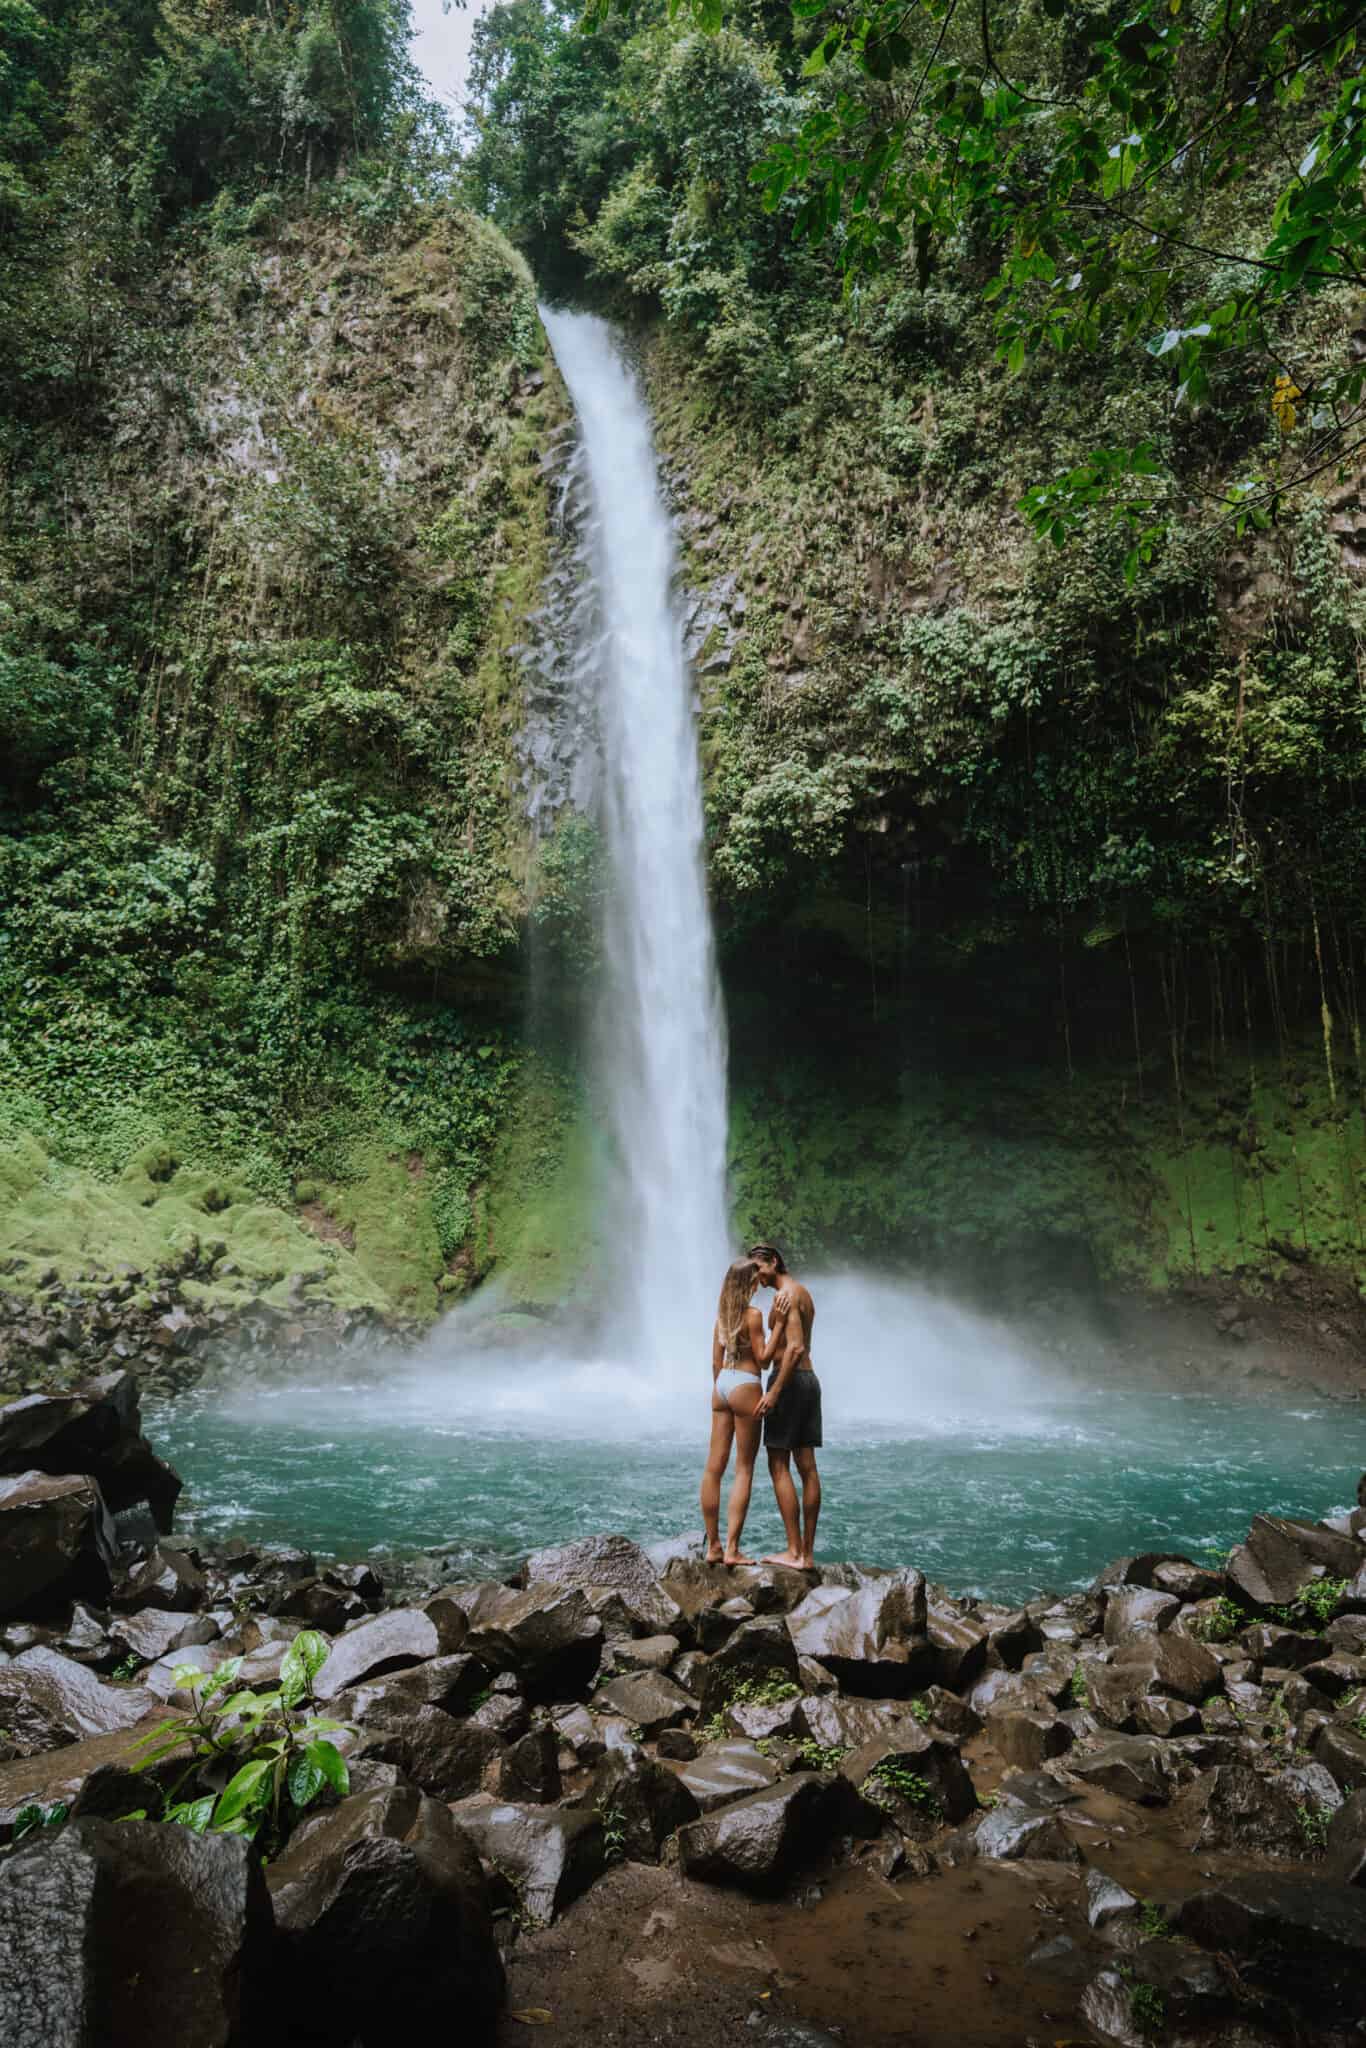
[1267,1579,1348,1632]
[907,1696,932,1726]
[1069,1665,1090,1706]
[1127,1979,1166,2037]
[1190,1597,1243,1644]
[596,1799,627,1864]
[8,1801,67,1848]
[109,1655,142,1682]
[123,1630,349,1853]
[1297,1802,1332,1854]
[865,1761,941,1818]
[796,1738,847,1773]
[727,1669,800,1708]
[699,1713,730,1744]
[1137,1901,1168,1939]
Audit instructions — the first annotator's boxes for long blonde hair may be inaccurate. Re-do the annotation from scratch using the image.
[717,1257,758,1366]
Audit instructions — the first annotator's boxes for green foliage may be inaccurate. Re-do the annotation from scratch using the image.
[124,1629,350,1854]
[8,1800,67,1847]
[1069,1665,1089,1708]
[907,1696,931,1726]
[1297,1801,1332,1853]
[1190,1598,1245,1645]
[1267,1578,1348,1631]
[726,1668,801,1708]
[865,1759,940,1816]
[1127,1979,1166,2038]
[1137,1902,1169,1941]
[595,1797,627,1862]
[795,1737,846,1771]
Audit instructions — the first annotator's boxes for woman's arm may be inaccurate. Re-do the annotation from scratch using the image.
[711,1321,723,1382]
[754,1307,784,1368]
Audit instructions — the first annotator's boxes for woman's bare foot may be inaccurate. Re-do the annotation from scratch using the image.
[799,1554,816,1570]
[722,1549,756,1566]
[704,1544,726,1564]
[761,1550,804,1568]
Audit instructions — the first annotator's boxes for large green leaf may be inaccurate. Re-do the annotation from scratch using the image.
[213,1758,275,1826]
[280,1630,330,1705]
[305,1739,350,1798]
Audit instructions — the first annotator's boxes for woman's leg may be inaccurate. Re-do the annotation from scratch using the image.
[724,1404,763,1564]
[701,1406,734,1563]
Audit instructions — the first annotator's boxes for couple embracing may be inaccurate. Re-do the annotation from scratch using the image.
[701,1241,821,1569]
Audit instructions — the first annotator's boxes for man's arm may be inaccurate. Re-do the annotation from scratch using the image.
[756,1300,805,1415]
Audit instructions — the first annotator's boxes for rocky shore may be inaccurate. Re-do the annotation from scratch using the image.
[1,1372,1365,2047]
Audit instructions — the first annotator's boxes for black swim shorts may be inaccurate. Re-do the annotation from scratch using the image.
[763,1369,822,1451]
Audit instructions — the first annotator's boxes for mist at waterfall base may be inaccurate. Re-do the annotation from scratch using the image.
[155,1274,1361,1605]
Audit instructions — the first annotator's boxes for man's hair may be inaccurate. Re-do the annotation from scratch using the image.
[748,1242,787,1274]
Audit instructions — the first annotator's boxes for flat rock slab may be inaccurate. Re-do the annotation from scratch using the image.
[673,1740,781,1813]
[795,1694,918,1753]
[454,1799,604,1925]
[109,1609,218,1666]
[677,1772,863,1894]
[0,1647,152,1754]
[1067,1736,1184,1806]
[0,1720,168,1840]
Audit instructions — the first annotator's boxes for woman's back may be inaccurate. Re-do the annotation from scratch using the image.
[717,1304,762,1368]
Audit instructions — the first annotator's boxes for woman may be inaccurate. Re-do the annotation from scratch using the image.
[700,1256,784,1565]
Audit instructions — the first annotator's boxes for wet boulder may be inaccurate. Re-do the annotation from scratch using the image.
[986,1708,1072,1771]
[115,1545,206,1614]
[1081,1944,1239,2048]
[268,1784,503,2044]
[785,1574,928,1698]
[347,1696,503,1802]
[840,1726,978,1826]
[1103,1586,1179,1644]
[1174,1873,1366,2025]
[1151,1559,1223,1602]
[1067,1736,1184,1806]
[1084,1867,1144,1945]
[0,1646,153,1754]
[1226,1514,1360,1612]
[0,1471,117,1620]
[1110,1630,1221,1703]
[924,1599,989,1691]
[980,1605,1042,1671]
[1314,1720,1366,1792]
[1325,1787,1366,1884]
[362,1651,487,1716]
[1172,1763,1309,1857]
[677,1771,866,1894]
[609,1633,680,1673]
[497,1726,561,1804]
[953,1796,1081,1865]
[1091,1553,1193,1595]
[726,1698,802,1742]
[454,1798,605,1925]
[697,1596,755,1652]
[0,1815,271,2048]
[0,1375,181,1531]
[1238,1623,1323,1669]
[673,1739,782,1812]
[595,1669,694,1733]
[460,1585,603,1701]
[313,1608,461,1703]
[793,1695,911,1752]
[109,1608,218,1667]
[525,1534,685,1639]
[698,1615,800,1715]
[1302,1651,1366,1699]
[591,1742,701,1859]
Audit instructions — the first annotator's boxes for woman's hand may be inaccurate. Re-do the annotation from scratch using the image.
[773,1286,793,1318]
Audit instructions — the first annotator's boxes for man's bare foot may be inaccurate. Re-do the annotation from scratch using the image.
[722,1550,756,1566]
[704,1545,725,1564]
[799,1555,816,1570]
[761,1550,804,1568]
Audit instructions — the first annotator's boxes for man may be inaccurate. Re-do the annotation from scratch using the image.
[749,1242,821,1570]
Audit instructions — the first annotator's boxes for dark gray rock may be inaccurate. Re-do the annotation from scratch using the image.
[460,1584,603,1701]
[524,1534,684,1639]
[673,1739,782,1812]
[1067,1736,1183,1806]
[0,1471,117,1620]
[592,1742,701,1860]
[1226,1514,1361,1612]
[469,1692,530,1744]
[1325,1787,1366,1884]
[656,1727,699,1761]
[267,1784,503,2044]
[793,1694,911,1752]
[1172,1763,1308,1857]
[1084,1866,1143,1943]
[115,1546,206,1614]
[982,1606,1042,1671]
[1302,1652,1366,1698]
[497,1725,560,1804]
[677,1771,866,1893]
[1239,1623,1323,1668]
[725,1697,801,1742]
[0,1646,152,1753]
[349,1696,502,1802]
[697,1596,754,1653]
[1314,1719,1366,1792]
[595,1669,693,1733]
[370,1652,487,1716]
[0,1815,270,2048]
[924,1599,989,1690]
[454,1798,605,1925]
[957,1799,1081,1864]
[1151,1559,1222,1602]
[1175,1872,1366,2023]
[610,1633,680,1673]
[109,1608,217,1667]
[785,1575,928,1698]
[1133,1695,1200,1738]
[1103,1586,1179,1643]
[698,1614,800,1715]
[314,1608,456,1702]
[986,1708,1072,1770]
[1110,1630,1221,1703]
[840,1726,978,1825]
[0,1375,181,1531]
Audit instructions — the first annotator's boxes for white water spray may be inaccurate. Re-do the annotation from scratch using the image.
[540,309,730,1364]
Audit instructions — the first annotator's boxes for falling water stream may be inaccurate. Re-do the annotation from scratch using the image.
[149,317,1360,1594]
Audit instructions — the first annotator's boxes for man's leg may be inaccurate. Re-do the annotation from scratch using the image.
[725,1411,762,1564]
[764,1448,803,1565]
[701,1408,733,1563]
[794,1447,821,1568]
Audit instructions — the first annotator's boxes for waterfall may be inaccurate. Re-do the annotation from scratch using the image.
[540,309,730,1367]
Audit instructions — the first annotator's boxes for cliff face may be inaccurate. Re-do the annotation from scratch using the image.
[1,201,570,1329]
